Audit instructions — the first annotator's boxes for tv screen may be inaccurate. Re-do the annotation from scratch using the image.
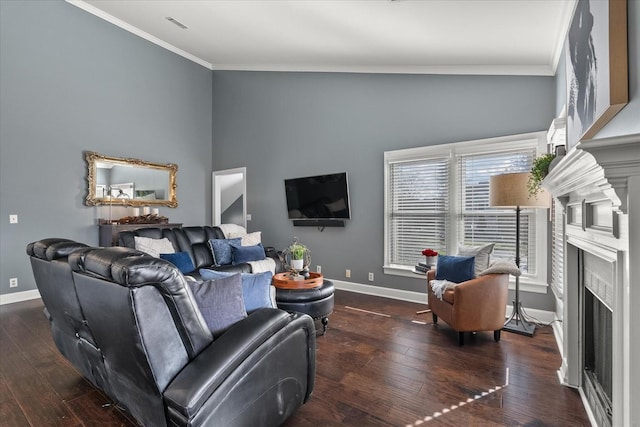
[285,172,351,220]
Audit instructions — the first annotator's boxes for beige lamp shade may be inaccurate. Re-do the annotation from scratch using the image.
[489,172,550,208]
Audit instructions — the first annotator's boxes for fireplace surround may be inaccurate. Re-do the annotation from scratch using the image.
[543,133,640,426]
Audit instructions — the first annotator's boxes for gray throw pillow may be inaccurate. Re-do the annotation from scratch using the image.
[456,242,495,277]
[189,274,247,337]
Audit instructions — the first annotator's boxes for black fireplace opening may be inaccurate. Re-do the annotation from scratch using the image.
[583,288,612,424]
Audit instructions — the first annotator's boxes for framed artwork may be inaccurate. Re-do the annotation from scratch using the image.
[565,0,628,149]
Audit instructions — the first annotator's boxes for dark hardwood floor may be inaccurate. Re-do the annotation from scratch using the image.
[0,290,589,426]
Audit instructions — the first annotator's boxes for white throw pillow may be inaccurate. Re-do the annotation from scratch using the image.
[479,258,522,277]
[241,231,262,247]
[218,223,247,239]
[134,236,175,258]
[456,242,495,277]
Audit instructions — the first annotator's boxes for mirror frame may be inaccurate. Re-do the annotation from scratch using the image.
[85,151,178,207]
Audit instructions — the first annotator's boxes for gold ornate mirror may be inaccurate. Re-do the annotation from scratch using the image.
[85,152,178,207]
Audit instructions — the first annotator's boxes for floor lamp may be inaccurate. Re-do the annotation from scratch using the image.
[489,172,549,337]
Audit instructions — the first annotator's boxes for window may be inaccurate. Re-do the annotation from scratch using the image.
[388,156,449,266]
[550,197,564,299]
[384,132,548,292]
[458,150,537,274]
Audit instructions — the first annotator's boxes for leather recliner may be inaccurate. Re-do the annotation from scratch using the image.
[27,239,316,426]
[26,238,110,391]
[427,269,509,345]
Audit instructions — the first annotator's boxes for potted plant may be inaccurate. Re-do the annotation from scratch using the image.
[289,242,307,271]
[421,248,439,267]
[527,153,555,197]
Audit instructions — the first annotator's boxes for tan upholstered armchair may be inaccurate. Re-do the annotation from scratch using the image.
[427,269,509,345]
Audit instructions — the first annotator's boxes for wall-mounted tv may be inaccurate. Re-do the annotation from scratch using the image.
[284,172,351,227]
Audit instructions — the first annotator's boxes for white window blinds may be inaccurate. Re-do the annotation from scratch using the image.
[550,197,564,298]
[388,157,449,266]
[457,149,537,274]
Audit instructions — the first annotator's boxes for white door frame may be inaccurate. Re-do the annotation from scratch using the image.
[212,167,246,228]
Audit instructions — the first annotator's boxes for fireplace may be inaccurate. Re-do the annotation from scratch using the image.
[543,133,640,426]
[582,251,613,426]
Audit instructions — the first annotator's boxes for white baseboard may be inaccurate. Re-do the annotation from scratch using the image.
[330,279,427,305]
[505,304,556,325]
[0,289,41,306]
[330,278,556,323]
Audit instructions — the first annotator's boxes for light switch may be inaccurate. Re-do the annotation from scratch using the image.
[9,214,18,224]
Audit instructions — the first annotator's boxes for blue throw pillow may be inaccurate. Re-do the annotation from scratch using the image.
[435,255,475,283]
[160,252,195,274]
[230,243,266,264]
[199,269,274,312]
[208,238,241,266]
[188,274,247,337]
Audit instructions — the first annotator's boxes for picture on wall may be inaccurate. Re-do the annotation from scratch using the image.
[565,0,627,149]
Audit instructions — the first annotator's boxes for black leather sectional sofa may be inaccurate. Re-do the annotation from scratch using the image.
[26,238,316,427]
[118,225,285,276]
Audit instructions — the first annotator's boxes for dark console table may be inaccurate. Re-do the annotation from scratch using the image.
[98,223,182,247]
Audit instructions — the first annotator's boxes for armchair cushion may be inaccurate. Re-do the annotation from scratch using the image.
[189,274,247,337]
[435,255,475,283]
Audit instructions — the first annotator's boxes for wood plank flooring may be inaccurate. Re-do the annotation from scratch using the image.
[0,290,589,426]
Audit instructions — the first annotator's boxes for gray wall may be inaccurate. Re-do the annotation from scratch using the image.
[211,71,556,308]
[0,1,213,296]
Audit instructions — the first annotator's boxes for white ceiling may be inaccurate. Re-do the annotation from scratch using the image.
[68,0,576,76]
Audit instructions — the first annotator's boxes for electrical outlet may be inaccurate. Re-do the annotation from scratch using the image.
[9,214,18,224]
[316,265,322,273]
[345,269,351,278]
[246,214,252,221]
[368,272,374,281]
[9,278,18,288]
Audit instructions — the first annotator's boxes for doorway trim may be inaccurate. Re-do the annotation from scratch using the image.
[212,167,246,229]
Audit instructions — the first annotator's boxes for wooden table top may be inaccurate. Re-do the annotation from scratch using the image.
[272,272,323,289]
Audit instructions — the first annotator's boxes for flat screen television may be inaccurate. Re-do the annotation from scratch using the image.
[284,172,351,225]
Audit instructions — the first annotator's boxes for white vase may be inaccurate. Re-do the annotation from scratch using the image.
[426,256,438,267]
[291,259,304,271]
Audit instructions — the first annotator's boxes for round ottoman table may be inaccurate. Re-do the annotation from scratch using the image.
[274,278,335,334]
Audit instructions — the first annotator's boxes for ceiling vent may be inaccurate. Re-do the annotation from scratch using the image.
[165,17,188,29]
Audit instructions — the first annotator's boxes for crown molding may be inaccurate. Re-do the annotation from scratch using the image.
[66,0,214,70]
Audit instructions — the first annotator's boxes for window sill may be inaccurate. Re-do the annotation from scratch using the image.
[384,265,430,279]
[384,265,549,294]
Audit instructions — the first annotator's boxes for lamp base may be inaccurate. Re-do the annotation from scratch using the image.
[503,317,536,337]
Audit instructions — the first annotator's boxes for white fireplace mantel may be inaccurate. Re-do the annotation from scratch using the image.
[543,133,640,427]
[544,133,640,214]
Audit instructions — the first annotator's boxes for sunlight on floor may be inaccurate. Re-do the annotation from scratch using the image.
[344,305,391,317]
[405,368,510,426]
